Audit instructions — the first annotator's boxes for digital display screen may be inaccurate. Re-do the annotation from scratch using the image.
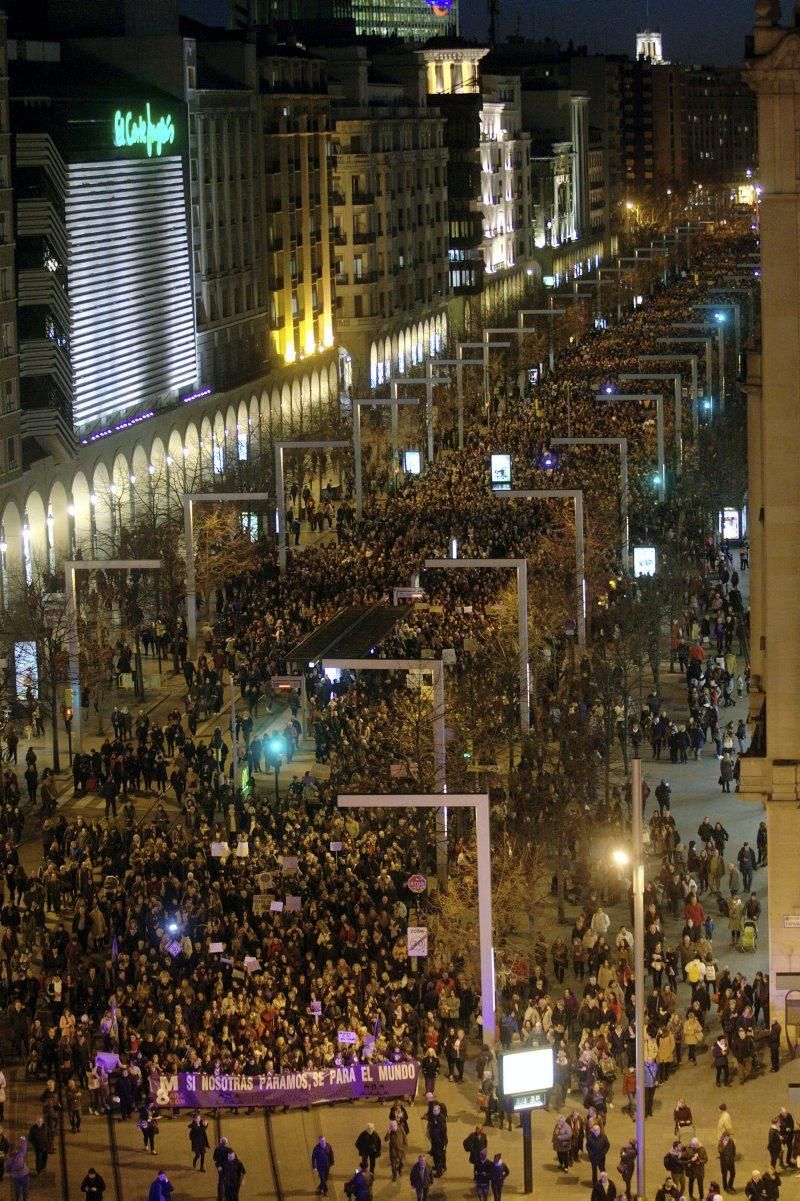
[404,450,422,475]
[720,508,741,541]
[633,546,657,577]
[499,1048,554,1097]
[490,453,512,490]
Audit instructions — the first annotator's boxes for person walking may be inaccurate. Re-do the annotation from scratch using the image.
[312,1135,334,1196]
[7,1136,29,1201]
[214,1137,233,1201]
[718,1132,736,1193]
[738,842,756,892]
[490,1153,509,1201]
[587,1123,610,1186]
[344,1165,372,1201]
[591,1171,617,1201]
[618,1140,637,1196]
[553,1116,573,1172]
[385,1122,407,1182]
[221,1150,246,1201]
[410,1156,433,1201]
[356,1124,381,1175]
[687,1139,709,1199]
[767,1122,783,1170]
[140,1108,158,1155]
[713,1036,730,1086]
[463,1125,488,1168]
[80,1168,106,1201]
[188,1114,210,1171]
[148,1171,173,1201]
[768,1020,782,1073]
[28,1117,48,1176]
[474,1148,492,1201]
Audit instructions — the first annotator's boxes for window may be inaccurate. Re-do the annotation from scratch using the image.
[2,322,14,356]
[3,378,16,413]
[6,436,15,469]
[237,431,248,461]
[212,443,224,474]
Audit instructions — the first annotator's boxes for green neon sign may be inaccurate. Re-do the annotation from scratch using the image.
[113,102,176,157]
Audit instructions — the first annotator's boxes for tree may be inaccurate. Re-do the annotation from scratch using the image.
[431,840,549,993]
[193,504,261,621]
[0,561,72,772]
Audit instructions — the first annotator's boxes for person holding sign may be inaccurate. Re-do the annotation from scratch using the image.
[312,1135,334,1195]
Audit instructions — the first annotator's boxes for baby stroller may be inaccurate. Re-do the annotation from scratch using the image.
[740,918,758,952]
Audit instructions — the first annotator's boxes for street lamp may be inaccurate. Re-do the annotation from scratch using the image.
[274,441,350,573]
[637,354,700,439]
[670,321,726,413]
[614,753,646,1199]
[267,734,284,804]
[518,305,566,374]
[436,353,483,450]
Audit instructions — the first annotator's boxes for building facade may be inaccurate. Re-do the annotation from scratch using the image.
[320,44,450,389]
[685,65,758,183]
[0,11,20,487]
[740,0,800,1013]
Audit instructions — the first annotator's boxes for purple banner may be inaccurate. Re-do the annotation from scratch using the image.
[150,1061,419,1109]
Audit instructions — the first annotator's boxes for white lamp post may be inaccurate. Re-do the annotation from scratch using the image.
[351,397,419,520]
[637,354,700,438]
[593,393,665,502]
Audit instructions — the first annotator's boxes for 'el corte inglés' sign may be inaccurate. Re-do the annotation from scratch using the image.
[113,103,176,157]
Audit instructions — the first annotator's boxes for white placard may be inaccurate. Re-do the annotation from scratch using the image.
[407,926,429,958]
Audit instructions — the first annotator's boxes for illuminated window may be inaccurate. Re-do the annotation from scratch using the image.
[212,443,224,474]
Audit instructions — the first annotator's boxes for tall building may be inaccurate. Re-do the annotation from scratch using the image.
[226,0,459,40]
[0,10,20,484]
[685,65,757,183]
[318,44,450,389]
[741,1,800,1012]
[479,73,533,278]
[620,57,686,190]
[10,42,197,456]
[635,29,663,63]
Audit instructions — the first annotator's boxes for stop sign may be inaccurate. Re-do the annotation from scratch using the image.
[407,873,427,894]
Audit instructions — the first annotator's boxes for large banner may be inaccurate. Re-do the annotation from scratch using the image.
[150,1061,419,1109]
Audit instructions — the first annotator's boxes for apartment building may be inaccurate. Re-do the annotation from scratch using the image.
[0,10,19,482]
[320,45,449,388]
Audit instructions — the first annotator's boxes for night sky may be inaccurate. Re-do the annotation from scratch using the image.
[459,0,787,66]
[180,0,792,66]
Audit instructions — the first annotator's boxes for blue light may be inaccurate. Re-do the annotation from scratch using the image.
[652,472,662,487]
[542,451,556,470]
[605,385,614,395]
[703,399,713,411]
[715,311,726,323]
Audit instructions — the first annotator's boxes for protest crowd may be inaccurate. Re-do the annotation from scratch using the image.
[0,223,780,1201]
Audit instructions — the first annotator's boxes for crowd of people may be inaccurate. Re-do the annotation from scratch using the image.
[0,223,767,1201]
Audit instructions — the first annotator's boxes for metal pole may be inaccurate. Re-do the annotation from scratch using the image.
[389,379,399,477]
[620,440,629,572]
[183,496,196,657]
[718,325,726,412]
[230,672,238,787]
[517,561,530,736]
[353,403,363,521]
[432,662,448,890]
[456,350,465,450]
[574,493,586,652]
[673,375,683,474]
[474,794,496,1047]
[275,445,286,573]
[656,395,666,502]
[482,329,490,414]
[425,361,434,464]
[65,563,81,754]
[632,753,646,1199]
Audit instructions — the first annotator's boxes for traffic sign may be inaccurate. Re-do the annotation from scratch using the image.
[407,926,429,957]
[407,874,427,894]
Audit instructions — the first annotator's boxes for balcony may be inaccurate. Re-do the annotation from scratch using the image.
[269,275,285,290]
[333,229,347,245]
[351,191,375,205]
[335,272,348,285]
[19,338,72,400]
[18,268,69,330]
[353,231,376,244]
[330,191,345,206]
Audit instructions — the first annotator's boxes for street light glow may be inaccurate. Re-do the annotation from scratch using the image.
[613,849,630,867]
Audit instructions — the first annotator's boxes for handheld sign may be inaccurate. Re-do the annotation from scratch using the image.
[407,926,429,958]
[338,1030,358,1045]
